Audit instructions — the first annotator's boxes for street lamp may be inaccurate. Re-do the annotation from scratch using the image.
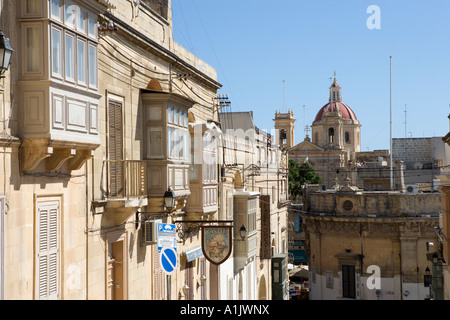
[239,224,247,240]
[0,30,14,78]
[164,187,175,211]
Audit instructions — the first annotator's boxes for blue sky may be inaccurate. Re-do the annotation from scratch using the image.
[171,0,450,151]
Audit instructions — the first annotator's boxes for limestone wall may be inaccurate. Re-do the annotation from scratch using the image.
[306,191,441,216]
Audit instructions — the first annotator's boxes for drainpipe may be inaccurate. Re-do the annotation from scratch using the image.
[399,252,403,300]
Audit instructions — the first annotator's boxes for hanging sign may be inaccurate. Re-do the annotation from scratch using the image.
[201,226,233,265]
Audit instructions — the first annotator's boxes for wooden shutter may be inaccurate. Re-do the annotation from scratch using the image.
[37,202,59,300]
[108,100,124,196]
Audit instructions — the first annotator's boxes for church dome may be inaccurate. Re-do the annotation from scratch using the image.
[313,76,358,122]
[314,102,358,121]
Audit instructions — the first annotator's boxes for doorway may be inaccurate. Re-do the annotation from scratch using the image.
[107,233,127,300]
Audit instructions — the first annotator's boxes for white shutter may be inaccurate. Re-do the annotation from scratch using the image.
[37,202,59,300]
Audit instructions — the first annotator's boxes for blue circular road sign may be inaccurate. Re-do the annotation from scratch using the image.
[160,246,177,275]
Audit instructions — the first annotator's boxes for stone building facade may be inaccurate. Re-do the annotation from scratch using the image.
[218,111,289,300]
[300,185,441,300]
[393,137,450,190]
[0,0,289,300]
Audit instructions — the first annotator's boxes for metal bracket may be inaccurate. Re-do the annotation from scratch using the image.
[174,220,233,243]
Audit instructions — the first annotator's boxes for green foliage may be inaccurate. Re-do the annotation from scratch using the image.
[288,159,322,196]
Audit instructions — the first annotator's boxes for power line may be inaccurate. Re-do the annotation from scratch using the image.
[190,0,240,112]
[100,37,177,77]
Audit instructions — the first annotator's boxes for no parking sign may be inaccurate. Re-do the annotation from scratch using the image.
[160,246,177,275]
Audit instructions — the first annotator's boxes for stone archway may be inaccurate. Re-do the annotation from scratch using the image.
[258,275,267,300]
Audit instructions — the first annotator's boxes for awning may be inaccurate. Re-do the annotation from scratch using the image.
[185,246,203,262]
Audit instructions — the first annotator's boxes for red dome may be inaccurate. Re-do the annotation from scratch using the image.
[314,102,357,122]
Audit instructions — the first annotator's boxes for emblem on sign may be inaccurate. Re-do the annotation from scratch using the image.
[201,226,232,265]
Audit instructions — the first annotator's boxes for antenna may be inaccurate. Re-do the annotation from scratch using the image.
[303,105,306,139]
[404,104,407,138]
[283,80,286,113]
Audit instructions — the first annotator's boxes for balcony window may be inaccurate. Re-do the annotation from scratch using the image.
[174,108,179,125]
[25,25,40,73]
[48,2,97,88]
[65,33,74,81]
[51,27,62,77]
[203,134,217,183]
[77,11,86,33]
[64,3,74,28]
[77,39,86,85]
[142,92,194,199]
[88,15,97,38]
[88,44,97,88]
[168,106,173,123]
[51,0,62,19]
[148,128,163,158]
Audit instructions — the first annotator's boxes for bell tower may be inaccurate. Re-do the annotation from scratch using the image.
[329,74,342,103]
[274,110,296,148]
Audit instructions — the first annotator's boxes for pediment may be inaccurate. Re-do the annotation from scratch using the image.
[290,140,324,152]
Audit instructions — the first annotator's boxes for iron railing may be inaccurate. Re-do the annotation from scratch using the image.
[104,160,147,199]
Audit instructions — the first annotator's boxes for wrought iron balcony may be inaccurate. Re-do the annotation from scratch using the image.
[103,160,147,200]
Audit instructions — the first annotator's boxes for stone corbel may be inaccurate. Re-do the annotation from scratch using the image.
[21,143,53,172]
[69,149,94,171]
[46,148,76,171]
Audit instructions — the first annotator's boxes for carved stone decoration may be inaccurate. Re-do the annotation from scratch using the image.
[20,140,53,172]
[46,148,76,171]
[69,149,94,171]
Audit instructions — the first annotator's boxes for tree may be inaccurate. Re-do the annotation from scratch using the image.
[288,159,322,197]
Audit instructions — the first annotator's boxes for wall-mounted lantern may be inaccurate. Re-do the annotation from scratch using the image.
[0,30,14,78]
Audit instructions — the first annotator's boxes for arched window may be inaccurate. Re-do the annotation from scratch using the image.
[328,128,334,143]
[345,132,350,144]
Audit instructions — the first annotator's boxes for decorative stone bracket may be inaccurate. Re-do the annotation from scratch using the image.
[21,140,95,172]
[46,148,76,171]
[20,141,53,172]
